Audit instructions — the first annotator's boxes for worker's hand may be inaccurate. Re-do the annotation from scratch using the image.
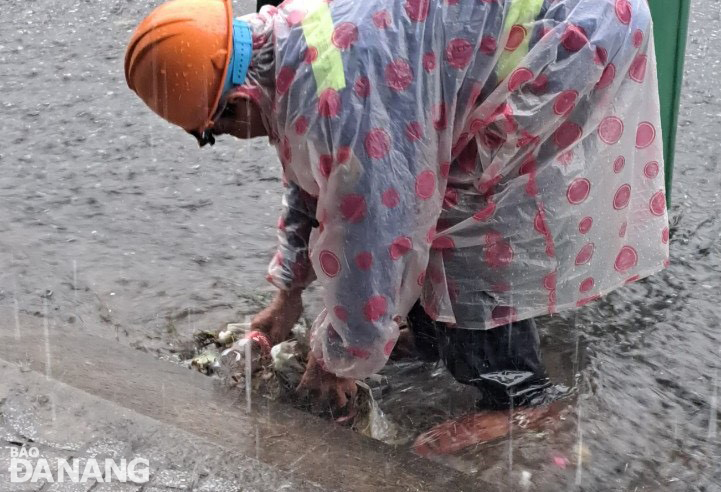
[250,288,303,345]
[297,352,357,409]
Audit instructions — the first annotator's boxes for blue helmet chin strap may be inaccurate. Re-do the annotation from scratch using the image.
[223,19,253,94]
[193,19,252,147]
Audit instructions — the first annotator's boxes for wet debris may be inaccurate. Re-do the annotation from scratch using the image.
[186,321,403,443]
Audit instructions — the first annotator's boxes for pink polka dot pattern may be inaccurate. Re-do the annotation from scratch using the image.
[644,161,659,179]
[598,116,624,144]
[276,66,296,94]
[355,251,373,270]
[662,227,670,244]
[340,194,366,223]
[347,346,371,359]
[576,295,601,307]
[613,184,631,210]
[294,116,308,135]
[553,90,578,116]
[473,202,496,221]
[491,306,517,325]
[506,25,527,51]
[385,59,413,91]
[432,235,455,250]
[443,188,458,208]
[649,191,666,216]
[625,275,641,285]
[331,22,358,50]
[484,231,514,268]
[433,103,448,131]
[629,55,647,83]
[575,242,595,265]
[319,154,333,177]
[333,305,349,322]
[425,226,436,244]
[543,272,556,291]
[534,210,549,235]
[405,121,424,141]
[508,68,534,91]
[594,47,608,65]
[614,246,638,272]
[567,178,591,204]
[381,188,400,208]
[336,146,351,163]
[580,277,595,293]
[596,64,616,90]
[389,236,413,260]
[558,150,574,166]
[383,339,397,357]
[286,9,305,26]
[422,52,436,72]
[372,10,392,29]
[561,25,588,52]
[415,171,436,199]
[633,29,644,47]
[439,162,451,178]
[529,74,549,94]
[304,46,318,64]
[319,250,341,277]
[318,89,341,118]
[613,156,626,173]
[363,296,387,321]
[281,137,292,163]
[479,35,497,55]
[579,216,593,234]
[446,38,474,69]
[554,122,582,149]
[354,76,371,98]
[636,122,656,149]
[365,129,391,158]
[404,0,429,22]
[615,0,632,24]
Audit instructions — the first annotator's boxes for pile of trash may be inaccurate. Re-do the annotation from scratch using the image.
[188,321,405,444]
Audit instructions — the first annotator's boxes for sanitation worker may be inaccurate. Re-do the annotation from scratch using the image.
[125,0,670,452]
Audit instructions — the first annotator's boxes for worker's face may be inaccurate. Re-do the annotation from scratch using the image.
[210,97,267,140]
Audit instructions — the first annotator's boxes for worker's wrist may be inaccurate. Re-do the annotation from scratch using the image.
[277,286,303,301]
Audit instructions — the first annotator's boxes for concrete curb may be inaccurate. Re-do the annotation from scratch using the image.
[0,315,483,491]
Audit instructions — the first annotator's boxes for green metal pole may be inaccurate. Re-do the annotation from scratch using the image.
[648,0,691,206]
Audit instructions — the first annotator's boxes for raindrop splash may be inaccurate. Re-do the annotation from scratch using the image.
[13,293,21,340]
[575,387,584,486]
[42,297,56,421]
[43,297,52,381]
[72,259,77,304]
[245,335,252,413]
[708,368,718,440]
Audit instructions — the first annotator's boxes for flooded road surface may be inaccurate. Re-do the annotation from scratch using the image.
[1,0,720,489]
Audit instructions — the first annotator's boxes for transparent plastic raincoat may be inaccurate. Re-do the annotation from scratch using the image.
[235,0,670,379]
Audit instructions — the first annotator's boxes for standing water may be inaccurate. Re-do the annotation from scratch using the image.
[0,0,720,489]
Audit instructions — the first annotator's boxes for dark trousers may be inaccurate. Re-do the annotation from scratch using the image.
[407,301,551,410]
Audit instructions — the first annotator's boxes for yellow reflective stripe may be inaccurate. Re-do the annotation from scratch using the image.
[301,0,346,95]
[496,0,545,81]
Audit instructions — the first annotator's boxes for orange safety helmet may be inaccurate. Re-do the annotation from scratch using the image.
[124,0,233,135]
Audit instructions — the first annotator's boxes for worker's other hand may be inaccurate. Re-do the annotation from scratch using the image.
[297,352,357,409]
[250,288,303,345]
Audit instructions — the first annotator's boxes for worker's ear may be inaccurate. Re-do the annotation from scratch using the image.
[221,93,250,118]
